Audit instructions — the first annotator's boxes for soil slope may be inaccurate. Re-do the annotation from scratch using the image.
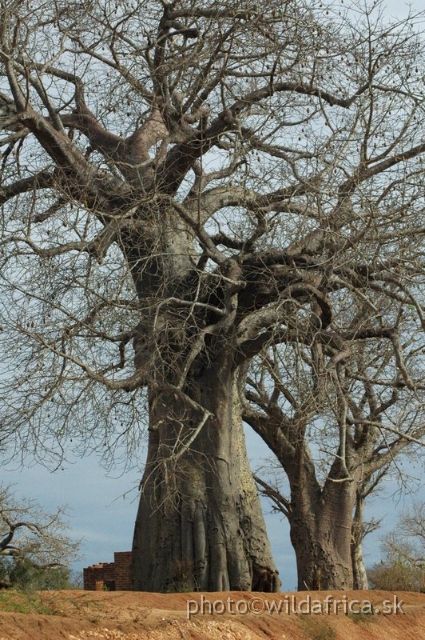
[0,589,424,640]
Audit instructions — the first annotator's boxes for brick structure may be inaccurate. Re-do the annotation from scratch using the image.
[83,551,133,591]
[113,552,133,590]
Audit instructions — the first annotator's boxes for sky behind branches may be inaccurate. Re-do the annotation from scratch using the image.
[1,0,424,591]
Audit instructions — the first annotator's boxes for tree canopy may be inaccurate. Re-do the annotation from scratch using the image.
[0,484,79,589]
[1,0,425,590]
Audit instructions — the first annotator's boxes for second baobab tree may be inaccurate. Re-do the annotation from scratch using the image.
[1,0,425,591]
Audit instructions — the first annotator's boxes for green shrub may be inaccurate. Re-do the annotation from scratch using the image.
[0,556,75,591]
[367,560,423,592]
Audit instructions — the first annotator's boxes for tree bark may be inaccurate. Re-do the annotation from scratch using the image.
[351,491,369,590]
[289,478,357,590]
[132,363,280,592]
[246,406,361,590]
[119,202,279,591]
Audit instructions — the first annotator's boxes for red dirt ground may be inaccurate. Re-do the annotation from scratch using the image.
[0,589,424,640]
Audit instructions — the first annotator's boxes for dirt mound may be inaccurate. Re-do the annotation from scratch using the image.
[0,589,424,640]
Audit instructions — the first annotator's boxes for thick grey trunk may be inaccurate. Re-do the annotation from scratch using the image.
[291,521,353,590]
[132,365,279,592]
[289,472,357,590]
[127,219,278,591]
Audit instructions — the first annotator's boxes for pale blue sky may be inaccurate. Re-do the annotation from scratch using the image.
[1,0,424,591]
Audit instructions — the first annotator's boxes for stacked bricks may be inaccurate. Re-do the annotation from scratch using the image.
[83,551,133,591]
[113,551,133,591]
[83,562,115,591]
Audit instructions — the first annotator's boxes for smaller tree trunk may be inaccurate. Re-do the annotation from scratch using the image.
[290,514,353,590]
[288,461,358,590]
[351,491,369,590]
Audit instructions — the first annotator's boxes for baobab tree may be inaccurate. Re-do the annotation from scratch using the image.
[0,0,425,592]
[255,460,385,590]
[245,339,422,590]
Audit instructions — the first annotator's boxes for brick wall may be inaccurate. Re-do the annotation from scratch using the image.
[83,562,115,591]
[114,551,133,591]
[83,551,133,591]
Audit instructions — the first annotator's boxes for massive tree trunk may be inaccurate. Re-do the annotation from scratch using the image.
[128,220,279,591]
[132,360,279,592]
